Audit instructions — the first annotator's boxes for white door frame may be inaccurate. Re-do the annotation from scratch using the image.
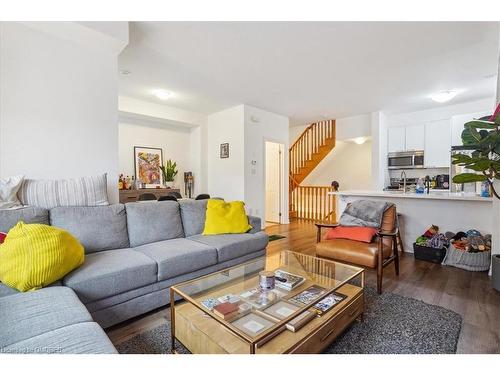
[264,139,286,224]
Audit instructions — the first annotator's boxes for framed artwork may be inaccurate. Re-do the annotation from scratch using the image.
[134,146,164,188]
[220,143,229,158]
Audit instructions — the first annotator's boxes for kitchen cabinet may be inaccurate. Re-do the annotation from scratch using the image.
[451,111,490,146]
[387,127,406,153]
[405,124,425,151]
[424,119,451,168]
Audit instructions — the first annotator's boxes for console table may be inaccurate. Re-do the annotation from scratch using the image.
[119,188,181,203]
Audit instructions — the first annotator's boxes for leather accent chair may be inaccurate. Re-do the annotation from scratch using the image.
[315,205,401,294]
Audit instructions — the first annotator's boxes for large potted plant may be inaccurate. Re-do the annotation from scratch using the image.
[160,159,178,188]
[452,103,500,198]
[452,103,500,288]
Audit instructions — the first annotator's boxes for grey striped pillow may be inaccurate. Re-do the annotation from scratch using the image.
[19,174,109,209]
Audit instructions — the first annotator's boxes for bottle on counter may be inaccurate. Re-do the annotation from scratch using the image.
[481,181,491,197]
[118,174,124,190]
[431,176,436,189]
[416,178,425,194]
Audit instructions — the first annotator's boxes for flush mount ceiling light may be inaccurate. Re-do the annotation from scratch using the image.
[152,89,173,100]
[429,90,459,103]
[353,137,366,145]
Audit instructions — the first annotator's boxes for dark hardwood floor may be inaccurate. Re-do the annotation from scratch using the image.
[107,220,500,354]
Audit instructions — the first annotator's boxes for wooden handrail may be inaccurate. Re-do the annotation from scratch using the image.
[290,122,316,149]
[289,120,335,179]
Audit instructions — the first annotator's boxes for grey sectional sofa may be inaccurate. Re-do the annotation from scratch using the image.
[0,199,268,353]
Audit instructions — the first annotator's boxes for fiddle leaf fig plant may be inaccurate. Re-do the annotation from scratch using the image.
[160,159,178,183]
[452,103,500,199]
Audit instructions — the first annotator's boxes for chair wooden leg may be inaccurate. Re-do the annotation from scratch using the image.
[377,239,383,294]
[393,237,400,276]
[377,265,383,294]
[397,231,404,255]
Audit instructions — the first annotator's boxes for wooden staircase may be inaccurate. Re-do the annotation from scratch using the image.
[289,120,336,222]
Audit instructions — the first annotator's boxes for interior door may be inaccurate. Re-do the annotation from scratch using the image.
[265,142,281,223]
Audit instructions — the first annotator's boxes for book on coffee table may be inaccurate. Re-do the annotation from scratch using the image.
[213,302,239,320]
[274,269,306,291]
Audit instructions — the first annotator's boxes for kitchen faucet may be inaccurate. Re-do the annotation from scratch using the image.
[400,170,407,193]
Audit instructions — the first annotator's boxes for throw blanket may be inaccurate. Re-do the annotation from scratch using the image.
[339,200,394,228]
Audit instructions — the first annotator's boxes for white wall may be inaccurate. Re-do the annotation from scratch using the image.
[371,111,388,190]
[290,114,373,190]
[118,96,209,195]
[386,98,494,127]
[302,140,372,190]
[205,104,290,226]
[244,105,290,224]
[118,121,192,193]
[0,22,128,203]
[207,105,245,201]
[119,96,206,127]
[289,114,372,145]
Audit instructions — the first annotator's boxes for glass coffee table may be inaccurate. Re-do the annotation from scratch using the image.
[170,250,364,354]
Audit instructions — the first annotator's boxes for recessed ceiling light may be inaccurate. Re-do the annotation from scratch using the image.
[152,89,173,100]
[353,137,366,145]
[429,90,459,103]
[119,69,131,76]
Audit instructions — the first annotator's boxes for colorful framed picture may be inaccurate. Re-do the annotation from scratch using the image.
[134,146,163,188]
[220,143,229,158]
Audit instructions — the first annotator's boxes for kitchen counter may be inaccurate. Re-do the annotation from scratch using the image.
[329,190,493,252]
[329,190,493,202]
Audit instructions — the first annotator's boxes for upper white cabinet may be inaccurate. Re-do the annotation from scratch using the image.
[405,124,425,151]
[387,127,406,153]
[424,119,451,168]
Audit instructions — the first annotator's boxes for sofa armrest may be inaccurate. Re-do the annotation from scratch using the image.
[247,215,262,233]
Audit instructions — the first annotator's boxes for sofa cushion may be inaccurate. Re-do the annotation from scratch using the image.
[134,238,218,281]
[49,204,129,254]
[179,199,208,237]
[0,286,92,348]
[0,206,49,233]
[2,322,117,354]
[0,282,19,298]
[203,199,252,235]
[126,201,184,247]
[0,175,23,210]
[18,174,109,209]
[189,231,269,262]
[315,238,393,268]
[0,222,84,292]
[63,248,157,303]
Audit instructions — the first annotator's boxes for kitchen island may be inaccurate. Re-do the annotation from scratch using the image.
[329,190,493,252]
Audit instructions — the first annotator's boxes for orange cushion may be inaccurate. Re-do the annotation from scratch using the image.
[324,226,378,243]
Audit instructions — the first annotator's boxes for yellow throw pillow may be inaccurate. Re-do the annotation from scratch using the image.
[203,199,252,235]
[0,222,84,292]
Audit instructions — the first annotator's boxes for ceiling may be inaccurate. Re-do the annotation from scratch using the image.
[118,22,499,125]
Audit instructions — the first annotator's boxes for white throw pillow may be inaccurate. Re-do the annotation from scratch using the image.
[0,175,24,210]
[18,173,109,209]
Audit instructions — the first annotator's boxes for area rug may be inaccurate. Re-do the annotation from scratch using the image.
[268,234,286,242]
[115,288,462,354]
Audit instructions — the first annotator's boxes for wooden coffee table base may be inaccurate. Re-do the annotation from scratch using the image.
[173,283,363,354]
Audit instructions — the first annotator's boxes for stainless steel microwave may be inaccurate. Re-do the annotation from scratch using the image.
[388,151,424,169]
